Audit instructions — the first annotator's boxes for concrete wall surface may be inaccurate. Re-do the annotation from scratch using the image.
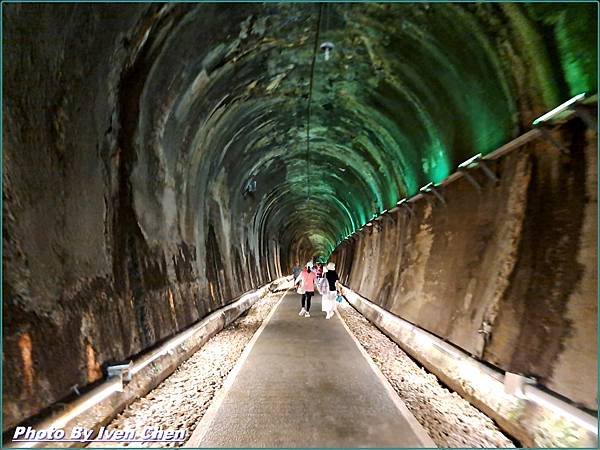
[3,2,597,430]
[333,124,598,411]
[340,285,597,448]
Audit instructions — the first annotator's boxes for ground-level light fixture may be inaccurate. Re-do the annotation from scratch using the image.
[504,372,597,434]
[107,361,133,392]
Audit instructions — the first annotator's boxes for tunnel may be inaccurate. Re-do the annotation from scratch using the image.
[2,2,598,448]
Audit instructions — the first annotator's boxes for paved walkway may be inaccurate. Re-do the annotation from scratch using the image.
[186,291,434,448]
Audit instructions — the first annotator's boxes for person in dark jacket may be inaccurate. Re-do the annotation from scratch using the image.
[324,262,340,319]
[292,262,301,281]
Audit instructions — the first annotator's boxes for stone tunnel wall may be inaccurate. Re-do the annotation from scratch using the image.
[3,1,597,431]
[332,121,598,411]
[2,5,282,430]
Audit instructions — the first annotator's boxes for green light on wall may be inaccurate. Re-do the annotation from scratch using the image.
[401,174,418,199]
[554,5,597,97]
[422,139,450,185]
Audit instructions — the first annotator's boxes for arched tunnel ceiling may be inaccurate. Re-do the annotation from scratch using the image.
[128,2,596,261]
[2,2,598,431]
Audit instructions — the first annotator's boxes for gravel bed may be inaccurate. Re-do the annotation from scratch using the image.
[337,301,517,448]
[88,290,284,448]
[88,286,514,448]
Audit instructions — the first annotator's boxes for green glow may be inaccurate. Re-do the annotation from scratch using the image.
[181,3,596,259]
[527,3,597,98]
[422,139,450,185]
[501,3,560,108]
[555,7,597,97]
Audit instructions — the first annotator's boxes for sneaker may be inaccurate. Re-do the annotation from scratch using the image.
[304,311,310,318]
[299,308,306,316]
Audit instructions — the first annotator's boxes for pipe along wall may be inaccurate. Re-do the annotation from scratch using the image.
[3,3,597,432]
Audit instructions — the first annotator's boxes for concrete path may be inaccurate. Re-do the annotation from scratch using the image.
[186,292,435,448]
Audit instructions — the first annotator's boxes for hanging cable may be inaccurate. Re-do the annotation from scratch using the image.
[321,3,334,61]
[305,3,323,201]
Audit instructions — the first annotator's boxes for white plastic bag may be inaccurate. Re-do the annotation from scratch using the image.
[321,294,331,312]
[316,277,328,295]
[295,274,305,294]
[321,290,335,312]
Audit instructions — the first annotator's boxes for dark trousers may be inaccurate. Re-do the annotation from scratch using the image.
[301,291,314,311]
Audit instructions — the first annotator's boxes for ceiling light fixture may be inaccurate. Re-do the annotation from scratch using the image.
[320,42,334,61]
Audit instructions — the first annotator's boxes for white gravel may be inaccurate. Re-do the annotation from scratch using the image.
[337,300,517,448]
[88,286,516,448]
[88,290,284,448]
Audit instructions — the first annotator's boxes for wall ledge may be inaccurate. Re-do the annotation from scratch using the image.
[340,284,598,448]
[4,278,289,448]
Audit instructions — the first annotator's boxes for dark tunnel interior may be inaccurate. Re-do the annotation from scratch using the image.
[2,2,598,439]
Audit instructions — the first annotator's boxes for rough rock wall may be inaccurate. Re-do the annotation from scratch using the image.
[2,5,279,430]
[2,1,596,430]
[333,121,598,410]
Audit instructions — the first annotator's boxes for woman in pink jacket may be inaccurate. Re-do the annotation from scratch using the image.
[296,265,316,318]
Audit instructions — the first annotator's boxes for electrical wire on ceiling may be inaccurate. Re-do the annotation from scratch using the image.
[305,3,324,201]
